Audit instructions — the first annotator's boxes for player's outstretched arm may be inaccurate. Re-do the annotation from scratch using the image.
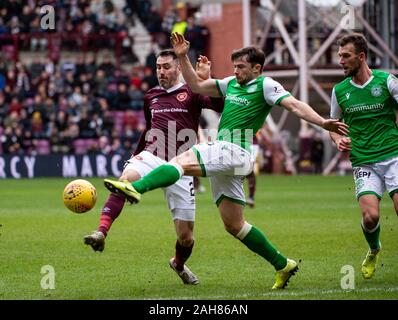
[279,95,349,135]
[171,32,219,97]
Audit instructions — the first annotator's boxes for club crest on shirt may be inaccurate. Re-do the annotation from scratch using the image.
[176,92,188,102]
[371,85,382,97]
[247,85,257,93]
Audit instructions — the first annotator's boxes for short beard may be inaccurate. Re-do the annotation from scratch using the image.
[346,65,360,77]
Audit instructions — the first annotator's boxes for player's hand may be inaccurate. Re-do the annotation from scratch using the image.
[170,32,190,57]
[334,136,352,152]
[195,55,211,80]
[322,119,349,135]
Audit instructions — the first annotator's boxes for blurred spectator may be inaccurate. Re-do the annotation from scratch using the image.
[310,133,325,174]
[31,111,44,138]
[142,67,157,89]
[283,16,298,34]
[145,5,162,33]
[123,0,138,19]
[184,13,210,64]
[96,135,112,154]
[159,5,176,48]
[98,54,115,78]
[145,44,157,75]
[137,0,151,26]
[114,82,131,110]
[127,83,143,111]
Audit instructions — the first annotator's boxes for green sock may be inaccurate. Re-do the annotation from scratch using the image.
[240,225,287,270]
[132,164,182,194]
[361,223,381,250]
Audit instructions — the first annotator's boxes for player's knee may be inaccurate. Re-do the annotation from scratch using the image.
[223,222,241,237]
[170,150,197,174]
[177,235,194,247]
[362,210,379,229]
[118,169,141,182]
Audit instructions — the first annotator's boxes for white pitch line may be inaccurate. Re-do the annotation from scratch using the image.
[146,286,398,300]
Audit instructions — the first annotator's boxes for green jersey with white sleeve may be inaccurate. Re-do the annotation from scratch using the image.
[215,75,290,151]
[331,70,398,167]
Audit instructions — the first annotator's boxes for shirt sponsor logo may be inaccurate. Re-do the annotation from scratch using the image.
[371,85,382,97]
[152,108,188,114]
[345,103,384,113]
[225,94,250,106]
[177,92,188,102]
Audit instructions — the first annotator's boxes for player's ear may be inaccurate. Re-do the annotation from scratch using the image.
[254,63,262,74]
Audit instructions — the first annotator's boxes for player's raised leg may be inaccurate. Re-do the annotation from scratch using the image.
[104,149,202,202]
[359,194,382,279]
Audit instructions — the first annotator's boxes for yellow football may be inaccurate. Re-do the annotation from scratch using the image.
[63,179,97,213]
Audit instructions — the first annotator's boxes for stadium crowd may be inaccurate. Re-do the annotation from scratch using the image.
[0,0,211,157]
[0,53,151,156]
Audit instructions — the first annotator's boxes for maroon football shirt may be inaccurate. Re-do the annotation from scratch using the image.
[134,83,223,161]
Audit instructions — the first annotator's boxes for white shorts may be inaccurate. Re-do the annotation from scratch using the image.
[192,141,252,205]
[353,155,398,199]
[125,151,195,221]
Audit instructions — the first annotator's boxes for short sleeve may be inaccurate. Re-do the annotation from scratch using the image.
[262,77,291,105]
[387,74,398,103]
[330,87,342,119]
[215,76,235,97]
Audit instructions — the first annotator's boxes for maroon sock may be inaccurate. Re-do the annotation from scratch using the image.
[247,172,256,199]
[174,240,194,271]
[97,193,125,237]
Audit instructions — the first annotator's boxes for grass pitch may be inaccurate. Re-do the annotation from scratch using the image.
[0,175,397,300]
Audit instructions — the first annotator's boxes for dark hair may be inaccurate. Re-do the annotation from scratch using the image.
[231,46,265,69]
[156,49,177,60]
[337,33,368,57]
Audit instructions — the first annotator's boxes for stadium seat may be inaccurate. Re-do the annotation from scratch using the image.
[73,139,89,154]
[36,139,50,155]
[111,111,125,135]
[133,111,145,123]
[85,139,98,151]
[73,138,99,154]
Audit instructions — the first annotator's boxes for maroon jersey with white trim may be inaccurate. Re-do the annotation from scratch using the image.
[134,83,223,161]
